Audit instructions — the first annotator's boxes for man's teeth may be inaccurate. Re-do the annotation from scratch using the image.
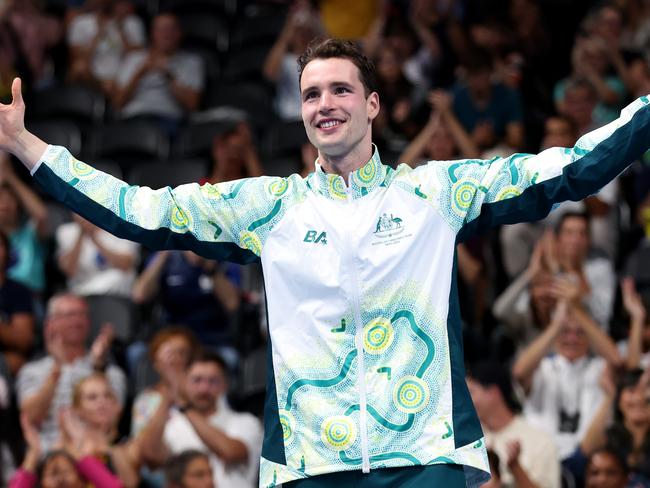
[320,120,341,128]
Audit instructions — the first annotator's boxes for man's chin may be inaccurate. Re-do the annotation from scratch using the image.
[316,140,349,158]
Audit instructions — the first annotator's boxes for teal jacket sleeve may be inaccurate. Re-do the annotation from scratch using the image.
[420,96,650,240]
[32,146,305,263]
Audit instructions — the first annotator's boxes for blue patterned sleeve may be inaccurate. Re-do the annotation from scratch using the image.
[32,146,306,263]
[421,96,650,239]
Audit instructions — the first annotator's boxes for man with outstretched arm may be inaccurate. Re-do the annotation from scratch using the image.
[1,39,649,488]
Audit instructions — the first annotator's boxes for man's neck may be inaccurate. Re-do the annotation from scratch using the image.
[318,146,373,184]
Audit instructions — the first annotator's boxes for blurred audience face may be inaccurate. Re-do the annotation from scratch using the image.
[151,14,181,55]
[529,271,557,326]
[470,22,508,56]
[45,295,90,347]
[153,333,193,375]
[466,378,496,421]
[556,215,589,265]
[562,83,596,131]
[426,124,456,160]
[627,58,650,96]
[211,130,248,180]
[74,375,120,432]
[467,69,492,100]
[185,360,226,414]
[41,454,85,488]
[593,6,623,45]
[542,116,576,150]
[579,38,609,75]
[289,9,318,55]
[556,317,589,361]
[377,47,402,85]
[618,382,650,426]
[585,451,628,488]
[180,455,214,488]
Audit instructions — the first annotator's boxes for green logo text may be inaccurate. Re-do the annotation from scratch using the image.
[303,230,327,245]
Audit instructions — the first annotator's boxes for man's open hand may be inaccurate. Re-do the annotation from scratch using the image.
[0,78,25,153]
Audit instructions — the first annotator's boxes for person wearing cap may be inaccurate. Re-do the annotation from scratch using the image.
[467,361,560,488]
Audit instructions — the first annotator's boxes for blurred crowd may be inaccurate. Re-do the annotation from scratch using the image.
[0,0,649,487]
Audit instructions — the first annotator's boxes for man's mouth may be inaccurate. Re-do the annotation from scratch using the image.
[317,119,344,129]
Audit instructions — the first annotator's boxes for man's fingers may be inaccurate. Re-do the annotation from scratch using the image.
[11,78,22,106]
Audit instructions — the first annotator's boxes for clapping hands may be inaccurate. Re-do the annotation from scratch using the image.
[622,277,647,324]
[90,323,115,371]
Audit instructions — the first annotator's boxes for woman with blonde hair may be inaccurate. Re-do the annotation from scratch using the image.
[66,372,143,488]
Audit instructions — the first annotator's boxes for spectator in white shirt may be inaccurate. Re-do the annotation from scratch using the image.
[67,0,145,96]
[140,349,262,488]
[467,361,561,488]
[513,294,621,481]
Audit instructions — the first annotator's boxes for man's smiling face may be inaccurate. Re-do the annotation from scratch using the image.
[300,57,379,162]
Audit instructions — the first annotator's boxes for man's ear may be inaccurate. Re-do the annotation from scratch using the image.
[367,92,380,121]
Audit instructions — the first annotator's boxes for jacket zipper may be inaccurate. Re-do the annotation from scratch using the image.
[346,187,371,473]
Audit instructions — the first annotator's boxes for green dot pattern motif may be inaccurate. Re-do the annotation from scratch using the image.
[321,416,357,450]
[393,376,430,414]
[363,318,394,354]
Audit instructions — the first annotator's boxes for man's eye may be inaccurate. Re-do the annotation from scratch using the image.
[335,87,349,94]
[304,92,317,100]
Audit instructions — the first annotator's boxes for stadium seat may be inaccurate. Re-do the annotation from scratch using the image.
[161,0,236,16]
[229,346,266,416]
[128,160,207,188]
[29,84,106,126]
[174,119,238,159]
[93,160,124,180]
[262,120,308,158]
[205,82,274,128]
[177,11,229,53]
[89,120,170,167]
[229,8,287,49]
[133,350,160,394]
[221,44,271,83]
[86,295,135,344]
[30,120,82,156]
[264,156,301,177]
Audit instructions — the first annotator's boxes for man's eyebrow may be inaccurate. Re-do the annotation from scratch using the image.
[301,81,354,96]
[301,85,319,96]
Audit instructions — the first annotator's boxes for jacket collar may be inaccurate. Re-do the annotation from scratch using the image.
[311,146,387,200]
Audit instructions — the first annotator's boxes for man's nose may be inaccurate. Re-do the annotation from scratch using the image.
[318,91,333,112]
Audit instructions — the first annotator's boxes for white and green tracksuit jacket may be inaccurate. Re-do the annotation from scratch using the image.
[31,96,650,487]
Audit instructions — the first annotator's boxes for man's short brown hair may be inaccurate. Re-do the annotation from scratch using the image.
[297,38,378,97]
